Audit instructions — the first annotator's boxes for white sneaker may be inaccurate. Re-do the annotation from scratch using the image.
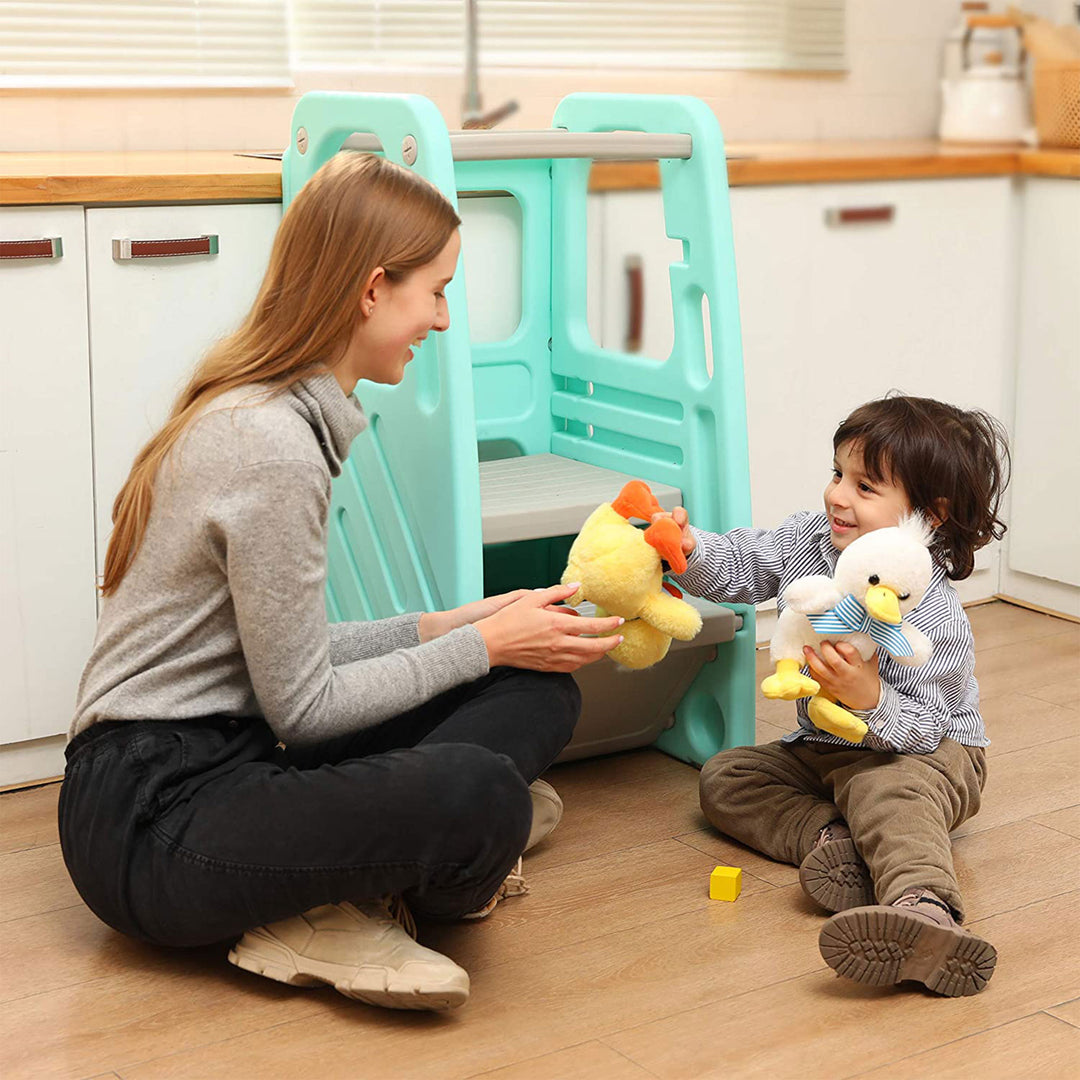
[527,778,563,851]
[460,856,529,920]
[461,780,564,921]
[227,898,469,1011]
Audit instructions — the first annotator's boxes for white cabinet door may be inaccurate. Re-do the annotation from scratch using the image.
[1003,177,1080,616]
[459,194,522,344]
[0,206,97,745]
[598,178,1015,606]
[732,178,1015,605]
[86,202,281,576]
[731,178,1014,537]
[597,190,683,360]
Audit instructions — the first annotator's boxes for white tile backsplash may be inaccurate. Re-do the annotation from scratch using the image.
[0,5,1022,152]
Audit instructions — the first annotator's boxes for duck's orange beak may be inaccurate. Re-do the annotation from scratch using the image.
[644,516,687,575]
[611,480,663,522]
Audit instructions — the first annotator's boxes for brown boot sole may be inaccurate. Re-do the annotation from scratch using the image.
[799,839,875,912]
[819,906,997,997]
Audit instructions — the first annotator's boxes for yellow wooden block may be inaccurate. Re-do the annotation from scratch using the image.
[709,865,742,902]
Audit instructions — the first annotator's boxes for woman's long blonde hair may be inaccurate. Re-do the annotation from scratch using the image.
[101,152,461,598]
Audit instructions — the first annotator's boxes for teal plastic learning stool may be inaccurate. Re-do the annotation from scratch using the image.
[281,91,755,766]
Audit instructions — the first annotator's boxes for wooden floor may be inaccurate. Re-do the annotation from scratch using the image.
[2,601,1078,1080]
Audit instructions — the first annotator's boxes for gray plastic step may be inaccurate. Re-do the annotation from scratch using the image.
[570,595,739,652]
[479,453,683,544]
[559,597,742,763]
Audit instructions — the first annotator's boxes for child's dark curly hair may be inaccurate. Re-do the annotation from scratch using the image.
[834,394,1010,581]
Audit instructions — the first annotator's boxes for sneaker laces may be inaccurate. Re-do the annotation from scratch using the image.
[461,857,529,921]
[498,856,528,899]
[378,894,418,940]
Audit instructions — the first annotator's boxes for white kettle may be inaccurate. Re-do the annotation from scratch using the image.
[940,58,1030,142]
[940,20,1031,143]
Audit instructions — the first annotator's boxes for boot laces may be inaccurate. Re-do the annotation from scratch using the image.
[816,820,851,847]
[893,889,952,917]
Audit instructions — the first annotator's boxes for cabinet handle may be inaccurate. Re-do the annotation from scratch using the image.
[825,206,895,227]
[624,254,643,353]
[0,237,63,260]
[112,235,220,260]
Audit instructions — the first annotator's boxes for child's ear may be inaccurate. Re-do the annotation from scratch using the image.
[927,498,949,528]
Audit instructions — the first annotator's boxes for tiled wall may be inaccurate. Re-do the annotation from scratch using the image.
[0,1,1069,152]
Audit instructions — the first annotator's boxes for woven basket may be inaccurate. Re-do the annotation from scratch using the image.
[1032,60,1080,148]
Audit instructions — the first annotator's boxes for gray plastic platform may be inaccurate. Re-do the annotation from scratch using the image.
[566,596,739,652]
[479,453,683,544]
[557,595,740,762]
[478,451,740,762]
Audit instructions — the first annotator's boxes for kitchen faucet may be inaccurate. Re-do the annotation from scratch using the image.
[462,0,519,129]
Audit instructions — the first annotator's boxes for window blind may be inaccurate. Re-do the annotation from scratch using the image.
[291,1,465,70]
[1,0,846,88]
[0,0,291,87]
[292,0,847,73]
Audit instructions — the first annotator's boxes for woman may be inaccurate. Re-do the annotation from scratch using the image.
[59,152,624,1012]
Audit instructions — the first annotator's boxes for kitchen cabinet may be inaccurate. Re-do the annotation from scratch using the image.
[594,178,1016,625]
[0,202,280,785]
[1,165,1072,785]
[1002,177,1080,617]
[0,206,97,773]
[87,203,281,574]
[460,191,605,344]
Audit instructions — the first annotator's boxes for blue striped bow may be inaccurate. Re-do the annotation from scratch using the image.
[805,593,914,658]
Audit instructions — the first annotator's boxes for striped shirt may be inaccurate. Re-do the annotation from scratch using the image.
[674,511,987,755]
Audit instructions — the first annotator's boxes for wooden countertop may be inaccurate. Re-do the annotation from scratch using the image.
[1,141,1077,206]
[594,141,1080,190]
[0,151,282,206]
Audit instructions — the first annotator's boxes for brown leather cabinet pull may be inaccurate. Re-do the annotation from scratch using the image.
[112,235,220,260]
[0,237,63,260]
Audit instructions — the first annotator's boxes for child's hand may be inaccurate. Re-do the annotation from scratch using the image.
[651,506,696,556]
[803,643,881,712]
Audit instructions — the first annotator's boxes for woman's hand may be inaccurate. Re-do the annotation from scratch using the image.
[650,506,696,556]
[803,643,881,712]
[418,590,531,642]
[475,582,625,672]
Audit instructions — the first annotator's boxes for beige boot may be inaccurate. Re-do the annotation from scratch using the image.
[798,820,874,912]
[819,887,996,996]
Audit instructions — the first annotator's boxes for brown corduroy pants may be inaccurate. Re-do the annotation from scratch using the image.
[698,737,987,921]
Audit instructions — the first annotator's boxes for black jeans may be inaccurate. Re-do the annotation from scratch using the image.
[58,667,580,948]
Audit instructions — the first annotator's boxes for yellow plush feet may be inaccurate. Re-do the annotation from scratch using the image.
[609,618,671,670]
[808,697,869,744]
[761,658,820,701]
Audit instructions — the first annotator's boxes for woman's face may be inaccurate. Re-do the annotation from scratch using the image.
[333,229,461,391]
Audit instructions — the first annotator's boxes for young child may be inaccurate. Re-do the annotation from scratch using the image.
[664,395,1009,997]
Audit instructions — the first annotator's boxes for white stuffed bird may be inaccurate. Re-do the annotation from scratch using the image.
[761,514,935,743]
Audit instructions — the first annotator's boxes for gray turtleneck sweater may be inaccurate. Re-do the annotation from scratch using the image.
[70,372,490,745]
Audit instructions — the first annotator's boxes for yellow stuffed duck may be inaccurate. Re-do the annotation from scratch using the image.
[562,480,702,669]
[761,514,935,743]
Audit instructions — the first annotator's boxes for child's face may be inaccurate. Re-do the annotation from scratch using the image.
[823,441,912,552]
